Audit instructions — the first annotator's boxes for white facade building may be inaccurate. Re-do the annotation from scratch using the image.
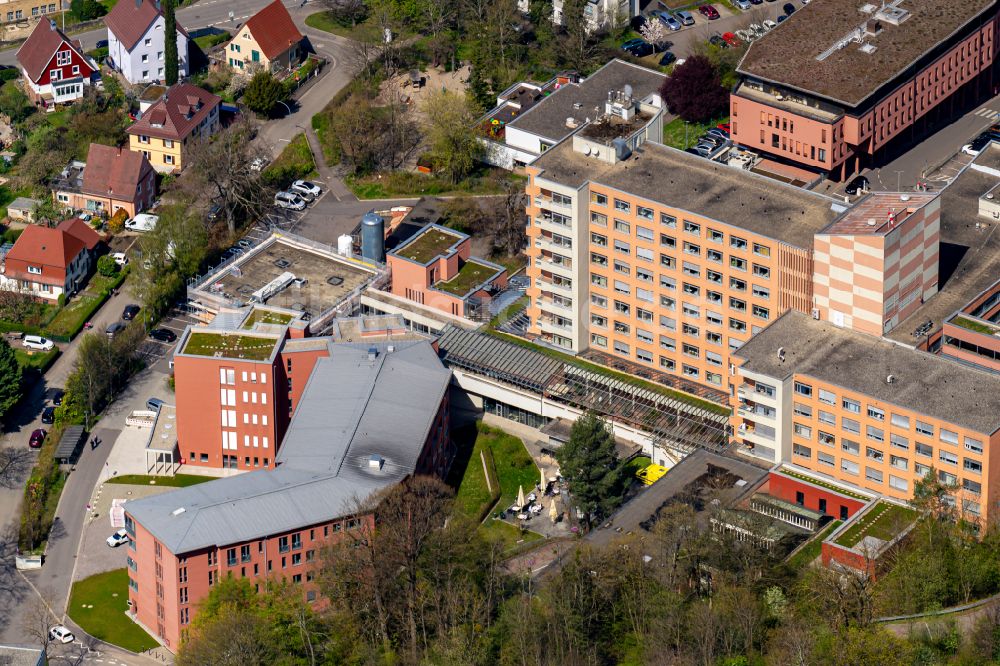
[105,0,188,84]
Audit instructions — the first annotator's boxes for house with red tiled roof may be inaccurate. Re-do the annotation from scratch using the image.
[106,0,189,85]
[126,82,221,173]
[52,143,156,219]
[16,19,98,107]
[224,0,303,73]
[0,219,102,300]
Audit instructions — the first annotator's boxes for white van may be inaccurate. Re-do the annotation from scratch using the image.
[125,213,159,233]
[23,335,54,351]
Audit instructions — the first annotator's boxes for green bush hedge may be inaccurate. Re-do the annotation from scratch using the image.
[19,423,68,552]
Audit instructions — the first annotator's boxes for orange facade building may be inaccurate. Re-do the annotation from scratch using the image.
[731,0,1000,180]
[125,338,453,649]
[524,115,941,395]
[732,311,1000,522]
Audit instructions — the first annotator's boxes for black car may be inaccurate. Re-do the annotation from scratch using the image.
[96,39,109,49]
[149,328,177,343]
[629,14,647,31]
[709,34,728,49]
[122,304,140,321]
[845,175,870,196]
[41,406,55,424]
[783,2,795,14]
[659,51,677,66]
[51,389,63,406]
[625,41,655,58]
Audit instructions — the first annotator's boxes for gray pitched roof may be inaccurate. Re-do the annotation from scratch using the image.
[735,311,1000,436]
[125,341,451,554]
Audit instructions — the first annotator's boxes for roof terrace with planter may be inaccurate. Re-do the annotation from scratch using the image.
[821,499,918,574]
[178,329,282,362]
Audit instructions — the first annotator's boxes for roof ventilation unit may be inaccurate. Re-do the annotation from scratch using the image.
[859,43,877,55]
[876,5,910,26]
[368,454,385,470]
[367,347,378,361]
[172,507,186,516]
[886,374,896,384]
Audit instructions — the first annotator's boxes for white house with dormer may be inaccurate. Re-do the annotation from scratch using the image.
[105,0,188,85]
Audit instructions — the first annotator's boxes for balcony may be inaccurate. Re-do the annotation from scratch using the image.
[537,277,572,293]
[538,315,573,332]
[535,213,571,230]
[539,297,573,313]
[738,404,775,422]
[534,256,573,274]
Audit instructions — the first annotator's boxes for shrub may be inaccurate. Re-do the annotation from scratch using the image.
[107,209,127,234]
[57,293,65,307]
[0,69,18,82]
[96,255,118,277]
[2,228,21,244]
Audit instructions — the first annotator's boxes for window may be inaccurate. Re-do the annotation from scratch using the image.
[683,283,699,296]
[889,475,909,492]
[682,262,700,278]
[614,199,630,213]
[613,341,630,355]
[614,219,630,234]
[683,220,700,235]
[730,318,746,332]
[682,343,699,358]
[614,240,630,255]
[614,281,630,295]
[752,264,770,279]
[794,423,812,438]
[842,398,860,414]
[591,252,607,266]
[842,459,859,475]
[661,213,677,228]
[613,260,629,275]
[591,212,607,226]
[752,305,769,320]
[866,426,884,442]
[915,420,934,436]
[842,418,860,435]
[752,243,770,257]
[591,314,607,327]
[591,232,607,247]
[963,478,982,494]
[730,257,747,271]
[753,285,770,300]
[592,294,607,308]
[965,437,984,455]
[278,536,289,553]
[591,333,607,348]
[818,451,835,467]
[939,470,957,486]
[709,229,724,243]
[964,458,982,474]
[706,249,722,263]
[794,382,812,397]
[56,49,71,65]
[660,336,675,351]
[865,467,883,484]
[660,234,676,248]
[592,192,607,206]
[890,434,909,450]
[706,269,723,284]
[683,242,700,256]
[940,429,959,445]
[815,388,835,406]
[637,206,654,220]
[866,446,883,462]
[916,442,932,458]
[730,277,746,291]
[660,357,675,370]
[939,450,958,466]
[793,444,811,458]
[636,267,653,282]
[731,236,747,250]
[891,413,910,429]
[842,439,859,455]
[818,410,835,425]
[637,225,654,241]
[793,403,812,418]
[637,329,653,344]
[592,273,607,287]
[818,431,835,446]
[867,406,885,421]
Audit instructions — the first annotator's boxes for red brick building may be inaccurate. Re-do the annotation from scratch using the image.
[730,0,1000,180]
[125,337,453,649]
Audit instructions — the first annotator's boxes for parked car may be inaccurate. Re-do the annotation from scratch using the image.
[748,23,765,37]
[733,0,751,8]
[736,29,754,42]
[29,428,46,449]
[51,389,63,406]
[629,14,647,31]
[122,304,140,321]
[111,252,128,267]
[125,213,158,233]
[845,175,870,196]
[706,127,729,140]
[249,157,267,172]
[22,335,53,352]
[690,144,713,157]
[274,191,307,211]
[291,180,322,199]
[709,34,728,48]
[699,4,720,19]
[695,141,718,155]
[699,135,724,147]
[147,398,165,412]
[95,39,108,49]
[763,18,777,30]
[777,13,787,22]
[49,626,74,644]
[621,38,644,51]
[659,51,677,66]
[149,328,177,343]
[237,239,254,250]
[652,10,681,30]
[718,122,731,133]
[675,10,695,25]
[749,0,763,4]
[41,406,55,424]
[624,40,655,57]
[963,134,992,156]
[106,321,126,337]
[783,2,795,14]
[106,529,130,548]
[722,32,741,47]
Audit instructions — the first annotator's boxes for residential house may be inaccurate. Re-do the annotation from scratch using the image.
[105,0,189,85]
[126,83,221,173]
[16,19,98,107]
[52,143,156,218]
[0,218,101,299]
[224,0,303,73]
[6,196,41,222]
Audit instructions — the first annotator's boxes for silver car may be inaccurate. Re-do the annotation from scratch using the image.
[675,10,694,25]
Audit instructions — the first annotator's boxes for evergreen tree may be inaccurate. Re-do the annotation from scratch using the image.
[242,71,284,117]
[556,412,626,525]
[0,338,20,421]
[164,0,178,85]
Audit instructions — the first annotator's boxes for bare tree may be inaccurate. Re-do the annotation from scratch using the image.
[481,180,528,257]
[0,447,32,489]
[21,594,57,659]
[319,0,367,27]
[186,116,273,234]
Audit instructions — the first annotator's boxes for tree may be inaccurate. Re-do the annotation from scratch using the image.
[330,93,420,175]
[639,19,667,49]
[0,338,21,422]
[0,82,32,123]
[422,89,482,183]
[478,180,526,257]
[0,447,32,489]
[555,412,626,525]
[320,0,368,26]
[164,0,178,85]
[558,0,602,72]
[242,71,284,117]
[70,0,106,20]
[96,255,119,277]
[660,55,728,123]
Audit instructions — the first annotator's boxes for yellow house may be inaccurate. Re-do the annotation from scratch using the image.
[225,0,303,73]
[126,83,221,174]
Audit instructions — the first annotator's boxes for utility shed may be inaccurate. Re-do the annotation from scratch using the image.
[55,425,86,463]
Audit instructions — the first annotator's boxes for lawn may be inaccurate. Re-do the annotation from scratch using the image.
[452,422,541,521]
[348,170,513,199]
[15,347,60,373]
[105,474,218,487]
[193,30,231,51]
[183,332,277,360]
[434,260,499,296]
[262,133,317,189]
[621,455,652,480]
[241,309,294,329]
[662,116,729,151]
[780,470,870,501]
[304,12,403,42]
[488,330,730,415]
[45,292,104,340]
[0,183,34,219]
[397,228,462,264]
[834,502,917,549]
[787,519,842,569]
[68,569,159,652]
[481,519,543,551]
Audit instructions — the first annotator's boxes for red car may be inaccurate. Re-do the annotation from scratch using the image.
[699,4,720,19]
[29,428,46,449]
[722,32,741,47]
[717,122,731,133]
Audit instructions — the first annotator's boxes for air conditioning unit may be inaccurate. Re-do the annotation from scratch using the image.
[811,308,820,320]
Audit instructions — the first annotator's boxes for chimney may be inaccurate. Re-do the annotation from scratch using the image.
[48,18,56,30]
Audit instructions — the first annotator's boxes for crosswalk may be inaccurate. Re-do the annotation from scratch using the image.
[973,107,999,119]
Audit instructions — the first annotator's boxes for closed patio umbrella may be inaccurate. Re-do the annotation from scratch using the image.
[549,500,558,524]
[517,485,526,510]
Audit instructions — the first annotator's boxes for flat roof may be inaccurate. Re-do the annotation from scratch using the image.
[887,145,1000,345]
[434,259,504,297]
[821,192,938,235]
[126,341,451,553]
[737,0,996,107]
[197,237,374,319]
[736,310,1000,435]
[147,404,177,452]
[508,59,665,142]
[392,224,464,264]
[532,140,844,248]
[181,331,280,361]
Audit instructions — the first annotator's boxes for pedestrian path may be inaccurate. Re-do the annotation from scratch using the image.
[304,127,354,202]
[972,106,999,119]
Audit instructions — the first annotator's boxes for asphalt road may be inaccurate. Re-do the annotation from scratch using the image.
[0,0,309,65]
